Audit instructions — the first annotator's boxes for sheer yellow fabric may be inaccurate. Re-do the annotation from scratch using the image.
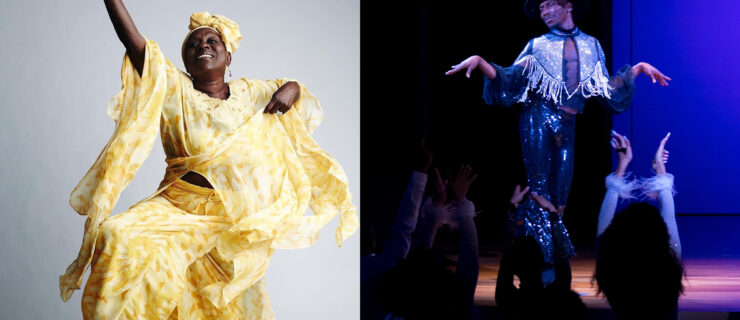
[60,39,358,316]
[83,179,273,319]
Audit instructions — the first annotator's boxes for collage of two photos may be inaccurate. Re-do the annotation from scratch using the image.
[0,0,739,319]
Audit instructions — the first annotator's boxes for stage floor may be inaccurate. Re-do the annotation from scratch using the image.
[473,252,740,312]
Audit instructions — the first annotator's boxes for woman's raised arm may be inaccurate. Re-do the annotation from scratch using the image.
[104,0,146,75]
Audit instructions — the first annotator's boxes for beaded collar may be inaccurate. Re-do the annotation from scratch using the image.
[548,26,581,37]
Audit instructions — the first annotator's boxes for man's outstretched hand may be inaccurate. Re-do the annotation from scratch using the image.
[632,62,672,86]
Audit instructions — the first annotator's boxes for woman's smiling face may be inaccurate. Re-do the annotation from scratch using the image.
[183,28,231,78]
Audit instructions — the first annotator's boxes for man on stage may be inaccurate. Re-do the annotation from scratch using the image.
[445,0,670,288]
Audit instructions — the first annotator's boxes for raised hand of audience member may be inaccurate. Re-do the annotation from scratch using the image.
[610,130,632,177]
[414,139,434,174]
[509,185,530,209]
[652,132,670,175]
[530,192,558,215]
[448,164,477,202]
[431,167,447,205]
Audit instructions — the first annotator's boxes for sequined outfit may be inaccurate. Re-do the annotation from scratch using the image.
[483,27,635,265]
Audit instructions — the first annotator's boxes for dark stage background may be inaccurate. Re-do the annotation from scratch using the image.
[361,0,615,252]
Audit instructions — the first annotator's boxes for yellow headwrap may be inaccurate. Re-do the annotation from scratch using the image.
[182,12,242,55]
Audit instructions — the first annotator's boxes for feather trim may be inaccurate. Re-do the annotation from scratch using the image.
[640,173,676,198]
[421,199,458,229]
[515,55,613,104]
[438,204,458,229]
[605,172,639,199]
[427,199,477,231]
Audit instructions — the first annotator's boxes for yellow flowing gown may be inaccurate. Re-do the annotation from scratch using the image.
[59,39,358,319]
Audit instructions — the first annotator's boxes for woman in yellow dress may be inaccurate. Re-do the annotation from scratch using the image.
[58,1,358,319]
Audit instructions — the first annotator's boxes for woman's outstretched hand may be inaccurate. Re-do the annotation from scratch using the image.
[104,0,146,76]
[632,62,672,86]
[652,132,671,175]
[265,81,299,114]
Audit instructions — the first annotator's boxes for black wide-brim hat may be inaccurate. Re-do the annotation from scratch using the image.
[524,0,588,20]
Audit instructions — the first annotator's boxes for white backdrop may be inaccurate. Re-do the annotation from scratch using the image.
[0,1,359,319]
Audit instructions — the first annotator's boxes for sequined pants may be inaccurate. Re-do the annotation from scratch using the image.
[82,179,275,320]
[515,102,576,269]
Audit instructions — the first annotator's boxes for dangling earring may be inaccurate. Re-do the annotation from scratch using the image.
[226,64,232,77]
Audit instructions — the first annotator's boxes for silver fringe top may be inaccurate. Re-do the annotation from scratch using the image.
[514,27,612,105]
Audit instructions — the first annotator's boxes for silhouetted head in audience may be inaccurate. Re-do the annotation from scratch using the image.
[377,247,465,320]
[595,202,684,319]
[498,236,587,320]
[507,236,545,290]
[522,287,587,320]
